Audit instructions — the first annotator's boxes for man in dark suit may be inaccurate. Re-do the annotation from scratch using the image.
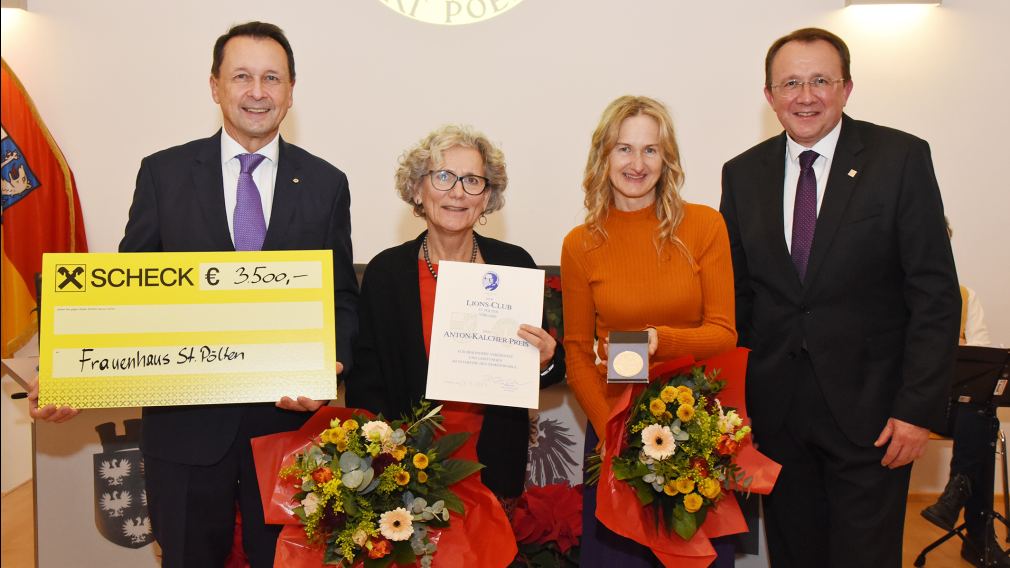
[720,28,959,567]
[117,22,358,567]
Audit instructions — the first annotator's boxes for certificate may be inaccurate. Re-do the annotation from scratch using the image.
[38,250,337,408]
[425,261,545,409]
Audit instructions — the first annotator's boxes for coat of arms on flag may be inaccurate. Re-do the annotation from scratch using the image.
[1,58,87,357]
[1,126,40,209]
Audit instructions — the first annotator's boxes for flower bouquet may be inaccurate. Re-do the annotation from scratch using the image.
[509,482,582,567]
[252,402,518,567]
[594,348,781,568]
[613,362,752,539]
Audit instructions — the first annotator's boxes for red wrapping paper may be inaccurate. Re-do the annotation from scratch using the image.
[595,348,782,568]
[251,407,518,567]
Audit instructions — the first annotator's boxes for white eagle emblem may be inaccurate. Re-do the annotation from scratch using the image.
[121,516,151,545]
[99,458,132,486]
[100,491,133,517]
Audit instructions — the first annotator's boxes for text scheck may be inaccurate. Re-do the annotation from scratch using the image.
[90,267,195,288]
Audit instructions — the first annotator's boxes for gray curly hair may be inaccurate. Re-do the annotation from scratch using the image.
[395,124,507,217]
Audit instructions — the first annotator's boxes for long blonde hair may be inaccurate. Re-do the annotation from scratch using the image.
[582,96,687,256]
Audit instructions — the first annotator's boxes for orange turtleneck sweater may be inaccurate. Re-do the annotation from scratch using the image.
[560,203,737,440]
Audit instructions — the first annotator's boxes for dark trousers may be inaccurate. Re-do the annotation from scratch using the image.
[144,410,282,568]
[757,354,912,568]
[950,403,999,537]
[581,424,736,568]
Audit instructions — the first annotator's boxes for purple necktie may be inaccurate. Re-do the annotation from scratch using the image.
[791,150,819,281]
[233,153,267,251]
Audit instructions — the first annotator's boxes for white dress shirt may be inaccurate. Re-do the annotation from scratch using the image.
[220,131,280,246]
[964,286,992,347]
[783,120,842,252]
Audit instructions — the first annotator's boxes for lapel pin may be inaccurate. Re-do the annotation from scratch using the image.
[847,169,857,178]
[292,178,300,184]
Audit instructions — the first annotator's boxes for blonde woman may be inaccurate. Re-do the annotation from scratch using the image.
[561,96,736,565]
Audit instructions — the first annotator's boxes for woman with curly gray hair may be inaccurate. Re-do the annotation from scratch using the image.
[346,124,565,500]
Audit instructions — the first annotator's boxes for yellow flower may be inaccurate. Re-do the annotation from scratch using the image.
[677,404,695,422]
[413,453,429,470]
[321,477,343,497]
[677,388,695,406]
[699,478,721,500]
[342,419,359,431]
[321,427,346,445]
[417,471,429,484]
[660,386,678,403]
[674,477,695,494]
[394,470,410,486]
[390,446,407,461]
[663,481,679,496]
[683,493,704,513]
[336,439,348,452]
[649,398,667,417]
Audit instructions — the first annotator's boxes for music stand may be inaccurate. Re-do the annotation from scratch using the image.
[916,345,1010,567]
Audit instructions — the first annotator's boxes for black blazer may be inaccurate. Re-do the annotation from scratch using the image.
[720,115,960,445]
[345,231,565,497]
[119,131,359,465]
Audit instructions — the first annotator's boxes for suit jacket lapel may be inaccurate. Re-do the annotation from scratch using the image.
[758,135,803,293]
[804,115,865,290]
[192,131,234,250]
[264,137,299,250]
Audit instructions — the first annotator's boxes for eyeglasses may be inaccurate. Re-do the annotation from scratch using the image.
[227,72,290,89]
[769,77,845,97]
[426,170,489,196]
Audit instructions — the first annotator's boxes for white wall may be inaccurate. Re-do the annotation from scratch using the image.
[1,340,36,494]
[2,0,1008,493]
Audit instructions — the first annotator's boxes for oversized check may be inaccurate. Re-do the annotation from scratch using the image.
[425,261,544,409]
[38,251,337,408]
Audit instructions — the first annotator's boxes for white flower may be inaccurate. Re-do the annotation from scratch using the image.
[718,410,743,434]
[641,424,676,460]
[362,421,393,444]
[301,492,321,516]
[379,507,414,541]
[352,529,368,546]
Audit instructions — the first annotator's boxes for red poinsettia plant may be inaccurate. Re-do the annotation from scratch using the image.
[510,482,582,567]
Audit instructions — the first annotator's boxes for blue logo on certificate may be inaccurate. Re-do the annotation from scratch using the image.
[482,271,500,291]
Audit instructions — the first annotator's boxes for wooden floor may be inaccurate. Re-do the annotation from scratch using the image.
[1,482,35,568]
[0,483,1005,567]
